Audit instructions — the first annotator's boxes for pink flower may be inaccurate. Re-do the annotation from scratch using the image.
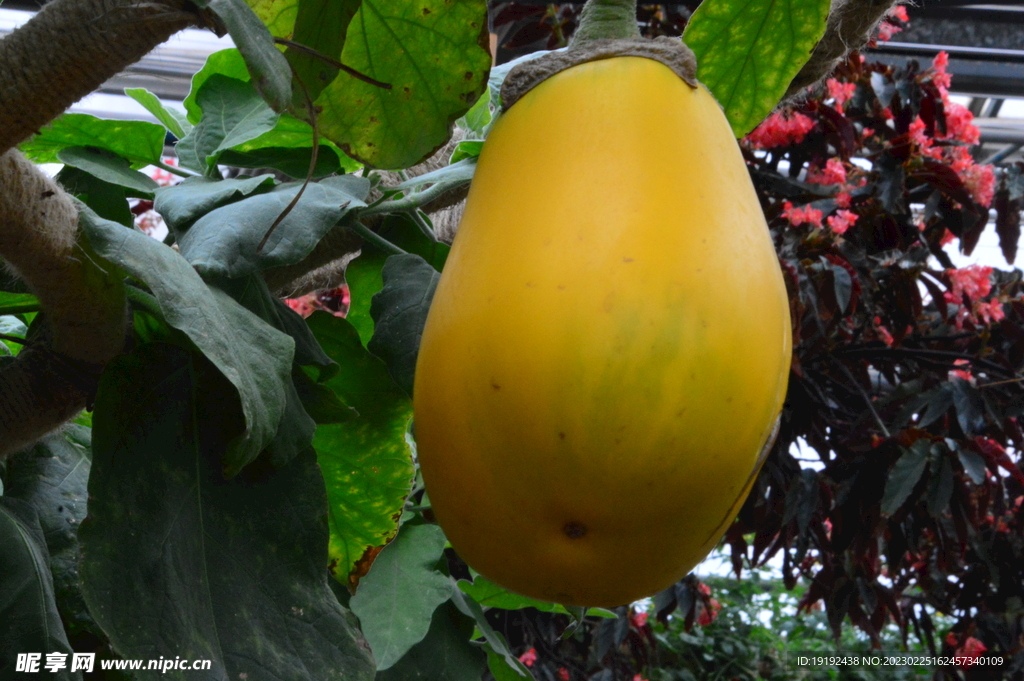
[874,316,895,347]
[518,648,537,667]
[697,598,721,626]
[889,5,910,22]
[861,127,875,139]
[975,298,1006,325]
[558,668,570,681]
[957,637,988,665]
[835,191,853,208]
[631,611,649,628]
[940,102,981,145]
[960,162,996,207]
[949,359,974,382]
[807,157,847,185]
[782,201,824,228]
[632,676,648,681]
[876,20,902,42]
[826,79,857,113]
[946,265,993,302]
[745,111,816,149]
[827,209,859,234]
[930,51,953,94]
[940,228,957,246]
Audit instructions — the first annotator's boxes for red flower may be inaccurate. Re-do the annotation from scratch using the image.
[826,79,857,113]
[827,209,858,235]
[557,668,570,681]
[518,648,537,667]
[807,158,848,185]
[782,201,824,228]
[746,111,816,149]
[631,611,649,628]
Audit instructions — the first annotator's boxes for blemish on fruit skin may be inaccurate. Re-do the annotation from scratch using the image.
[491,380,501,391]
[562,521,587,539]
[557,284,566,290]
[623,257,634,263]
[558,432,566,440]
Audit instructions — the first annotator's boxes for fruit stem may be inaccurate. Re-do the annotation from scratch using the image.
[570,0,640,47]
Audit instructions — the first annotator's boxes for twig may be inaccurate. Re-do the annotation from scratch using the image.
[274,38,392,90]
[0,333,28,346]
[835,360,890,437]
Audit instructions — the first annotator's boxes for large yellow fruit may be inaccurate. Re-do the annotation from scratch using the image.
[413,55,791,607]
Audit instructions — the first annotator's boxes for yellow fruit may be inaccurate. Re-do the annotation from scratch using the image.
[413,56,791,607]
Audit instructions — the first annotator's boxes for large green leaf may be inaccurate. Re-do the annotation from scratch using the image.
[246,0,299,46]
[79,343,375,680]
[78,206,293,475]
[375,601,486,681]
[683,0,831,136]
[154,174,277,232]
[19,113,165,166]
[3,428,96,640]
[125,87,193,139]
[306,313,415,584]
[57,146,159,198]
[175,174,369,279]
[316,0,491,168]
[56,166,134,227]
[368,254,439,396]
[350,524,452,669]
[0,498,78,680]
[201,0,293,112]
[285,0,362,103]
[186,49,360,170]
[218,144,344,179]
[175,75,280,174]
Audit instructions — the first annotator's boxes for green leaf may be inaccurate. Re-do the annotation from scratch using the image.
[951,377,985,436]
[450,588,534,678]
[881,441,930,516]
[957,445,987,485]
[285,0,362,103]
[683,0,831,136]
[154,174,277,232]
[346,214,450,347]
[79,343,375,680]
[315,0,491,169]
[350,524,453,669]
[203,0,293,112]
[185,49,253,124]
[458,88,492,135]
[0,292,40,315]
[4,428,97,640]
[457,575,615,618]
[124,87,193,139]
[368,254,439,396]
[57,146,159,198]
[219,145,343,179]
[0,498,78,680]
[293,367,358,424]
[78,205,293,475]
[19,113,165,166]
[238,114,358,171]
[0,315,27,356]
[175,174,369,278]
[56,166,134,227]
[376,601,487,681]
[306,312,415,584]
[451,140,485,164]
[175,75,281,174]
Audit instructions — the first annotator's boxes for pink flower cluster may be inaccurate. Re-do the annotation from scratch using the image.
[944,265,1005,327]
[781,201,823,228]
[807,157,848,185]
[827,209,859,234]
[826,79,857,113]
[746,111,816,149]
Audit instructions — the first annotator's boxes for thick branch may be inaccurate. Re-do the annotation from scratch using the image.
[783,0,898,101]
[0,0,199,155]
[0,150,128,458]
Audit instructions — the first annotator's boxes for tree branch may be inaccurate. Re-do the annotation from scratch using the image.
[0,0,199,155]
[783,0,899,102]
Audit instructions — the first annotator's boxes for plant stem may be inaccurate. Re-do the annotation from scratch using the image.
[156,160,198,178]
[570,0,640,48]
[409,210,438,243]
[347,221,408,256]
[361,179,468,218]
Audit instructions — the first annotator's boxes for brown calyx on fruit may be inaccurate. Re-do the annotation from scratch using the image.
[501,37,698,111]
